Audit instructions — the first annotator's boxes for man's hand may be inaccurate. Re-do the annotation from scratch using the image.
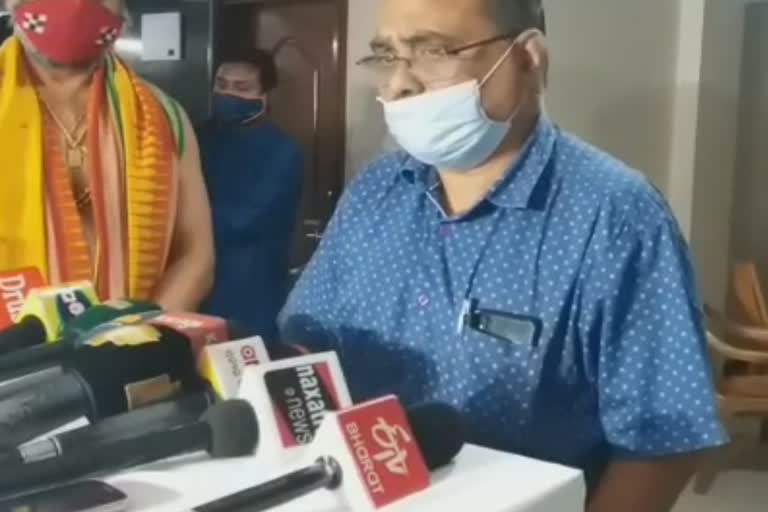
[587,454,704,512]
[153,106,214,312]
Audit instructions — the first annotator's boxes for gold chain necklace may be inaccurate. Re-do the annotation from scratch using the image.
[39,97,91,208]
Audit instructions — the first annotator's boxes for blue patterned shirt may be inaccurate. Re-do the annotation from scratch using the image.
[279,116,726,484]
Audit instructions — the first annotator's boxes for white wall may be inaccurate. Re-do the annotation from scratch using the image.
[667,0,706,238]
[686,0,748,306]
[345,0,388,176]
[546,0,680,189]
[730,2,768,280]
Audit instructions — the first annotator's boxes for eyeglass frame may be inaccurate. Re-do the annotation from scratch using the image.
[355,30,521,69]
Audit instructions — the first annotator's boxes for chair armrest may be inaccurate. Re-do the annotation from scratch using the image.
[707,331,768,364]
[704,304,768,350]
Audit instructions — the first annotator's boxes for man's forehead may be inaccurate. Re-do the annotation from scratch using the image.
[374,0,496,47]
[217,62,259,80]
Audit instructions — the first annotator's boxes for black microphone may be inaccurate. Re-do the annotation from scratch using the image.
[0,300,162,383]
[193,401,466,512]
[1,391,215,466]
[0,282,98,356]
[0,400,259,496]
[0,325,204,447]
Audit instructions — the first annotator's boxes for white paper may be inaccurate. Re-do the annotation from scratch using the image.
[141,12,182,61]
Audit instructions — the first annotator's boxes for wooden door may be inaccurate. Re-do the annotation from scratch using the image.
[220,0,348,275]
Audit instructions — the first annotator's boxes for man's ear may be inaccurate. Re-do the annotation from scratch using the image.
[519,30,549,92]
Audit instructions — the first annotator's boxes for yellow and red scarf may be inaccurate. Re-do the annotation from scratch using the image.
[0,37,183,300]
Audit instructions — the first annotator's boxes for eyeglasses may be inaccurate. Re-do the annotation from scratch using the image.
[356,32,518,86]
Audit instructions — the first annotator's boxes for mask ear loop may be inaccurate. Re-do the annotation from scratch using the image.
[479,44,515,88]
[477,29,544,122]
[240,95,268,125]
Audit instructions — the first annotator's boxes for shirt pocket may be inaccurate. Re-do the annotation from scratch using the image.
[458,309,546,445]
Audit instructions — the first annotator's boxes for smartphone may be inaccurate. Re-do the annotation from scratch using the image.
[0,480,128,512]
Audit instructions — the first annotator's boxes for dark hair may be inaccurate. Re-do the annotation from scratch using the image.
[493,0,546,34]
[223,48,279,92]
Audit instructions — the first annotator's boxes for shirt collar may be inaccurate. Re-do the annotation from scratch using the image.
[399,114,557,210]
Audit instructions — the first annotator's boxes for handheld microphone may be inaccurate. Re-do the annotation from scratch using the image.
[2,391,215,466]
[0,400,259,495]
[0,324,204,446]
[0,268,45,329]
[193,397,466,512]
[197,337,270,399]
[236,352,352,462]
[0,300,162,382]
[61,299,162,344]
[0,281,98,355]
[146,312,246,357]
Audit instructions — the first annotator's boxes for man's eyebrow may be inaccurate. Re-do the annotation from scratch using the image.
[370,36,394,53]
[369,31,462,52]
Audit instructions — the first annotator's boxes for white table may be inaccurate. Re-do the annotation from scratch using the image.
[106,445,585,512]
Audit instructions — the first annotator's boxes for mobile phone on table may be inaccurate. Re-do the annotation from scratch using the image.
[0,480,128,512]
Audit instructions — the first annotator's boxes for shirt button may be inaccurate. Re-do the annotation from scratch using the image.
[440,225,451,237]
[418,294,430,307]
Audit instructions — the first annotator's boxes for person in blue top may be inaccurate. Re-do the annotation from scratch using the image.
[198,49,303,342]
[280,0,727,510]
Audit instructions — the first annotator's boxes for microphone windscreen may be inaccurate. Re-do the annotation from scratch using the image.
[67,326,204,419]
[406,402,466,470]
[225,320,256,342]
[204,400,259,458]
[61,300,161,342]
[0,316,46,355]
[266,342,310,361]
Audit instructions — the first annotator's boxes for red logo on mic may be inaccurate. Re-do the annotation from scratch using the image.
[240,345,260,366]
[0,268,45,328]
[338,397,430,508]
[149,313,229,356]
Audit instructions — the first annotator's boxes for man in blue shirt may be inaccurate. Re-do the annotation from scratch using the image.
[280,1,726,510]
[199,50,303,341]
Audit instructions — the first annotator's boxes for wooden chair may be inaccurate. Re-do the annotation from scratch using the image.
[693,304,768,494]
[729,261,768,327]
[728,262,768,436]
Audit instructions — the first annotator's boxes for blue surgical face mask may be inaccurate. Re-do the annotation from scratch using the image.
[379,42,523,173]
[212,94,266,125]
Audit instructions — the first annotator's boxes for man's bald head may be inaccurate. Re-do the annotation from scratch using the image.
[492,0,546,34]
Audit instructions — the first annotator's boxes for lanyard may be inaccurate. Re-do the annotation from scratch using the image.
[454,210,507,334]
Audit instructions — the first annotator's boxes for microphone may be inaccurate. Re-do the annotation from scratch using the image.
[2,391,215,466]
[236,352,352,462]
[0,281,98,355]
[193,397,466,512]
[265,342,310,361]
[146,312,249,357]
[0,268,45,330]
[0,300,162,382]
[0,325,205,446]
[197,337,271,399]
[60,299,162,343]
[0,400,259,495]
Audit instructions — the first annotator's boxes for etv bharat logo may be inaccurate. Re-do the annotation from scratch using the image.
[371,417,412,476]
